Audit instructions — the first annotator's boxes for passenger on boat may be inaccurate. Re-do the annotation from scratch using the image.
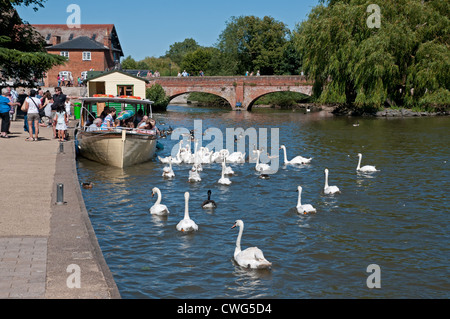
[137,115,149,129]
[87,118,102,132]
[100,107,116,130]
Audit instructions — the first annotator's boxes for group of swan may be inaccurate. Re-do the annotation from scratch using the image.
[159,140,245,166]
[150,188,271,269]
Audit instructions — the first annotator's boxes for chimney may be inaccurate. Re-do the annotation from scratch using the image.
[52,35,61,46]
[103,30,111,48]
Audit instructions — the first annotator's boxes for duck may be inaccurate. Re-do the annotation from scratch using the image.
[150,187,170,215]
[279,145,312,165]
[201,190,217,209]
[231,220,272,269]
[324,168,340,194]
[218,158,232,185]
[176,192,198,232]
[162,156,175,178]
[253,149,270,172]
[296,186,316,214]
[356,153,378,172]
[81,182,93,189]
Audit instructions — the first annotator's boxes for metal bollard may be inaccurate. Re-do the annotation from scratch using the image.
[56,183,64,205]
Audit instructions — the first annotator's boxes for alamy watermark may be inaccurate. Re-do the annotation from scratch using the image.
[366,4,381,29]
[66,4,81,29]
[66,264,81,289]
[366,264,381,289]
[170,120,280,173]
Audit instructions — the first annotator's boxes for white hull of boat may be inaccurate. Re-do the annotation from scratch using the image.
[77,130,157,168]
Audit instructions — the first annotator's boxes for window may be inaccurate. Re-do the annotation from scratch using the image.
[117,85,134,96]
[82,51,91,61]
[60,51,69,58]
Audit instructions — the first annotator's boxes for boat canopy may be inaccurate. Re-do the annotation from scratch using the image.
[80,97,154,128]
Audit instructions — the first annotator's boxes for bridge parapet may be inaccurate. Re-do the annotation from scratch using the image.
[148,76,313,110]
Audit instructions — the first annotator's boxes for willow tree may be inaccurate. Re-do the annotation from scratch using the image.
[0,0,66,85]
[293,0,449,111]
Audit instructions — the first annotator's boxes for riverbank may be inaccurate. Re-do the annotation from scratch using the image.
[0,119,120,299]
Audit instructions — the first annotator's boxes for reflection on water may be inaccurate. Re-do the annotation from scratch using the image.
[78,105,450,298]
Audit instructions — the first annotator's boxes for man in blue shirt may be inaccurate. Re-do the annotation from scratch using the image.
[0,88,19,138]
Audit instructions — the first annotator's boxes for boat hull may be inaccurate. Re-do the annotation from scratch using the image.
[77,130,157,168]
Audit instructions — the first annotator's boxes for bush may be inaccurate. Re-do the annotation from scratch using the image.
[146,84,170,111]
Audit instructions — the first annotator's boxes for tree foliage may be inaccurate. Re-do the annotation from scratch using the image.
[0,0,66,85]
[292,0,449,110]
[146,83,169,110]
[215,16,290,75]
[163,38,200,66]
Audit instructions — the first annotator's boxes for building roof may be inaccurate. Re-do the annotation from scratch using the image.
[32,24,124,56]
[48,36,108,50]
[86,70,149,83]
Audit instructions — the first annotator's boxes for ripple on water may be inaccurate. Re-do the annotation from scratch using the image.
[78,107,450,298]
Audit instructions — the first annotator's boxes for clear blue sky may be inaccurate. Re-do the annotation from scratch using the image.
[16,0,320,61]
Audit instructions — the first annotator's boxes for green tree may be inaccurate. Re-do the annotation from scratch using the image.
[0,0,66,85]
[146,83,169,111]
[164,38,200,66]
[180,47,216,76]
[141,56,179,76]
[215,16,290,75]
[121,55,137,69]
[293,0,449,111]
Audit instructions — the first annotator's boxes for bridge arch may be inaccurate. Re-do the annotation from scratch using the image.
[246,88,313,111]
[148,76,313,111]
[168,91,232,108]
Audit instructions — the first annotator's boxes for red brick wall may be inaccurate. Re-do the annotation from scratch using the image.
[44,50,112,87]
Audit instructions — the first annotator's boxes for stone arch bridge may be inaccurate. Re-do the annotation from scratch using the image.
[147,76,313,111]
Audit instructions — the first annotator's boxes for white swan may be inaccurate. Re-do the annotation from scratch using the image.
[324,168,340,194]
[227,151,246,163]
[253,149,270,172]
[162,156,175,178]
[150,187,170,215]
[188,167,201,183]
[231,220,272,269]
[218,158,232,185]
[176,192,198,232]
[202,190,217,209]
[356,153,378,172]
[280,145,312,165]
[296,186,316,214]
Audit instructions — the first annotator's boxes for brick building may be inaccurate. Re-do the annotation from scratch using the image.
[32,24,124,87]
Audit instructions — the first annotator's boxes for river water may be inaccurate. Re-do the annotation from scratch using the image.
[77,105,449,299]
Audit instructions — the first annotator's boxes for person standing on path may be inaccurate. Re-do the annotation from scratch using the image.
[0,88,19,138]
[22,89,43,141]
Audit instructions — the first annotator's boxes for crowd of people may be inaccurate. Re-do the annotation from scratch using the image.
[0,85,164,142]
[84,106,160,136]
[0,86,76,141]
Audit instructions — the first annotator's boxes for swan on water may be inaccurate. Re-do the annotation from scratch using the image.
[218,158,232,185]
[162,156,175,178]
[356,153,378,172]
[231,220,272,269]
[296,186,316,214]
[150,187,170,215]
[280,145,312,165]
[201,190,217,209]
[176,192,198,232]
[324,168,340,194]
[253,149,270,172]
[188,166,201,183]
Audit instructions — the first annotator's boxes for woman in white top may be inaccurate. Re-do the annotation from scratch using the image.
[23,89,42,141]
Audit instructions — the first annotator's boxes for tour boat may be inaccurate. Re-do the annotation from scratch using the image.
[75,97,157,168]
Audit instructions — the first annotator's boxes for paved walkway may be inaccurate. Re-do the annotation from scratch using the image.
[0,118,120,298]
